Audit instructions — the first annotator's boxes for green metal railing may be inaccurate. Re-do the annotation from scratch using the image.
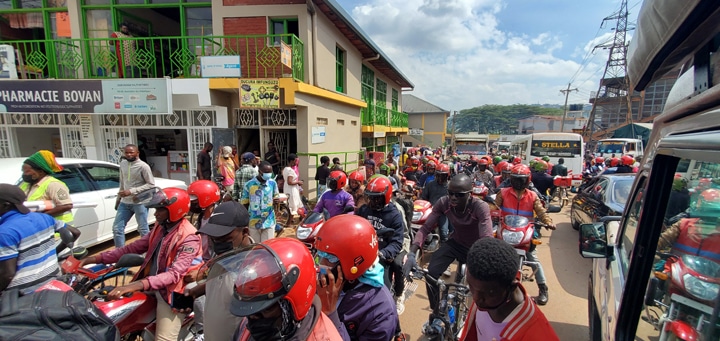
[6,34,304,81]
[361,104,408,128]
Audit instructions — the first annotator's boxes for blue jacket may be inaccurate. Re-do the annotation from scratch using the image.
[417,173,435,187]
[337,283,399,341]
[357,204,405,261]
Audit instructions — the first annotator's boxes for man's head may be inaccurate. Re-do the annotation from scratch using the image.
[222,146,232,159]
[22,150,63,184]
[477,158,488,172]
[204,142,214,153]
[348,170,365,190]
[425,161,436,174]
[242,152,255,165]
[435,163,451,186]
[231,145,238,155]
[197,201,251,255]
[327,171,347,192]
[332,157,340,165]
[364,159,376,178]
[466,237,520,311]
[320,156,330,166]
[314,215,379,281]
[258,161,273,182]
[509,164,531,191]
[558,158,565,165]
[0,184,30,216]
[365,176,392,211]
[448,174,472,208]
[120,23,129,34]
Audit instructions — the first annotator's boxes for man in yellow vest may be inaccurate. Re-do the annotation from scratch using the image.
[19,150,73,224]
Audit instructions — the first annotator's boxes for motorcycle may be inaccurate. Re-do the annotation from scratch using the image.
[644,252,720,340]
[296,209,330,248]
[495,214,551,281]
[410,199,441,253]
[471,180,489,199]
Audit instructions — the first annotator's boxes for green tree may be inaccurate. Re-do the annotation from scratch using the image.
[448,105,563,134]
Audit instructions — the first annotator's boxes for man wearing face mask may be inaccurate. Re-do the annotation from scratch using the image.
[110,144,156,247]
[404,174,493,336]
[184,201,253,341]
[240,161,279,243]
[19,150,74,224]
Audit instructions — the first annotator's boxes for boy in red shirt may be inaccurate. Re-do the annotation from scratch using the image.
[460,238,558,341]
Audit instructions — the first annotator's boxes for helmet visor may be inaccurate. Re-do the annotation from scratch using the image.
[143,188,172,208]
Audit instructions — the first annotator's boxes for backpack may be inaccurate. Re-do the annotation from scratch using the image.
[0,288,119,341]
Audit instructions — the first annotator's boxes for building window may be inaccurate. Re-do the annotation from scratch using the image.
[391,88,398,111]
[361,65,374,107]
[376,78,387,108]
[271,18,299,45]
[336,46,345,93]
[337,119,344,125]
[316,117,328,125]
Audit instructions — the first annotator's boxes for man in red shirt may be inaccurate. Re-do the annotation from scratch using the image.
[460,238,559,341]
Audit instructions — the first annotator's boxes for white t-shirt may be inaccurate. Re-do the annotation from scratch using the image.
[474,302,523,341]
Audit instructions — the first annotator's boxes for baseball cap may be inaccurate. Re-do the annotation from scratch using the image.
[364,159,376,167]
[0,184,30,214]
[197,201,249,237]
[242,152,255,162]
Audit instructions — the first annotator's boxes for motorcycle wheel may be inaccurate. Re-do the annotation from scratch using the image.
[551,187,566,208]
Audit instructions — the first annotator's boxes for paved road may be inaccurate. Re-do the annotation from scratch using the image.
[398,205,592,340]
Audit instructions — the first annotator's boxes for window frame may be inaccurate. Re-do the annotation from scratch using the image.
[270,18,299,45]
[335,46,345,93]
[82,164,121,190]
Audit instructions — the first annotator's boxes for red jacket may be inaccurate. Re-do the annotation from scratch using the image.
[499,187,537,218]
[98,219,202,303]
[672,218,720,262]
[460,284,559,341]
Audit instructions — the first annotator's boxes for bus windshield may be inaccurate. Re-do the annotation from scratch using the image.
[456,143,487,154]
[596,141,626,154]
[530,139,582,157]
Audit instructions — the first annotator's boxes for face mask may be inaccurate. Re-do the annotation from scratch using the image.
[212,240,234,255]
[126,157,137,162]
[22,174,36,183]
[262,173,273,181]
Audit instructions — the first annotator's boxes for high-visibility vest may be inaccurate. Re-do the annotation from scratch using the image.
[20,177,74,223]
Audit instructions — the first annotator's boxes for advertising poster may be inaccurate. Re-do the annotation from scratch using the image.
[280,41,292,69]
[0,45,18,79]
[240,78,280,108]
[311,126,326,144]
[95,79,169,114]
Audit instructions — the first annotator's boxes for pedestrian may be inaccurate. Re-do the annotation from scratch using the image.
[19,150,74,224]
[196,142,213,181]
[315,156,331,198]
[230,145,240,170]
[283,154,304,216]
[111,144,156,247]
[331,157,343,171]
[232,152,258,202]
[110,23,138,78]
[264,141,281,176]
[240,161,280,243]
[217,146,236,197]
[0,184,80,295]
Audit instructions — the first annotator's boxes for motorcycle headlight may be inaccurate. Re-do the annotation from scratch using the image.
[501,230,524,246]
[472,187,482,194]
[296,227,312,240]
[683,274,720,301]
[412,211,422,223]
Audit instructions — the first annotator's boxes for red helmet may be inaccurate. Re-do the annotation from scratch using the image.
[610,157,620,167]
[436,163,451,174]
[327,170,348,190]
[509,164,531,190]
[595,157,604,165]
[187,180,221,209]
[365,176,393,208]
[348,170,366,183]
[426,161,437,171]
[495,161,509,174]
[225,238,316,320]
[478,158,489,166]
[621,155,634,166]
[314,215,378,281]
[512,157,522,165]
[511,164,532,177]
[410,158,421,167]
[146,187,190,222]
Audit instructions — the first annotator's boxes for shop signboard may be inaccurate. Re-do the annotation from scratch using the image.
[200,56,241,78]
[240,78,280,109]
[409,128,424,136]
[0,79,170,114]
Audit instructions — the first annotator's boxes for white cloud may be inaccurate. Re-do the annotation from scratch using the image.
[346,0,612,110]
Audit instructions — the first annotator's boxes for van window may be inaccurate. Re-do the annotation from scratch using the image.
[634,157,720,340]
[619,177,645,276]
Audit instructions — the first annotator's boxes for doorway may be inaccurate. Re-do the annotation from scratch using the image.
[15,127,62,157]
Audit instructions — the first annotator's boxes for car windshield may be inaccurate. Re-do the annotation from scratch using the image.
[610,178,634,206]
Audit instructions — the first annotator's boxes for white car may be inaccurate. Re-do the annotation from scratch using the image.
[0,158,187,249]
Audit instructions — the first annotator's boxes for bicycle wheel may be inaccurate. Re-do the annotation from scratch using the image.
[275,203,292,236]
[551,187,565,208]
[453,294,471,339]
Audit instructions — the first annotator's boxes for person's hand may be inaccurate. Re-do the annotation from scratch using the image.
[298,180,304,186]
[403,253,417,279]
[118,190,132,197]
[78,256,98,268]
[317,265,343,315]
[106,281,143,301]
[184,269,200,283]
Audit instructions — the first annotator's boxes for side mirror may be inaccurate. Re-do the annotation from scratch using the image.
[58,228,75,249]
[547,205,562,213]
[579,223,609,258]
[115,254,145,268]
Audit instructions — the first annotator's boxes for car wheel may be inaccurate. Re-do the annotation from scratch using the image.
[588,274,602,341]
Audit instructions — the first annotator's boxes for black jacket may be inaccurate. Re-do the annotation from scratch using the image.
[357,204,405,262]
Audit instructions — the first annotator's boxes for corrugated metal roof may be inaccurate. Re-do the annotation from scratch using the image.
[401,94,447,114]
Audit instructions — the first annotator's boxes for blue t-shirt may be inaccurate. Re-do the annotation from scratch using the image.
[314,190,355,217]
[0,210,66,294]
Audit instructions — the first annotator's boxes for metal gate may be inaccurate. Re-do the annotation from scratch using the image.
[102,127,135,164]
[0,126,14,158]
[264,129,290,166]
[61,127,87,159]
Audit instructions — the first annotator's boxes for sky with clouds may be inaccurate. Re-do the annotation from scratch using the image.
[335,0,642,112]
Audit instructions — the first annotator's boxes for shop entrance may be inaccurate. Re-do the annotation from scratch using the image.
[14,127,62,157]
[136,128,189,181]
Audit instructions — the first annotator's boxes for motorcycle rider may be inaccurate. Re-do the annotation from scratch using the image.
[420,163,451,242]
[80,188,202,341]
[665,174,691,221]
[346,170,367,212]
[471,158,495,193]
[551,157,568,177]
[531,160,554,196]
[460,238,559,341]
[542,156,553,174]
[404,174,493,335]
[225,238,350,340]
[378,163,399,191]
[493,161,511,189]
[314,215,401,341]
[315,170,355,217]
[403,158,423,183]
[417,161,436,188]
[657,188,720,257]
[494,165,556,306]
[616,155,635,174]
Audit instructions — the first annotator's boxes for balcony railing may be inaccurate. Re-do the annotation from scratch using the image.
[5,34,304,81]
[361,104,408,128]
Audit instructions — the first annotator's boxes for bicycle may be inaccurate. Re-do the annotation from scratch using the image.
[551,175,572,208]
[411,263,472,341]
[274,193,292,236]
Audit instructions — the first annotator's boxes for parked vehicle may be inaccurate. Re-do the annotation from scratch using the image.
[580,1,720,340]
[570,173,635,230]
[0,158,186,249]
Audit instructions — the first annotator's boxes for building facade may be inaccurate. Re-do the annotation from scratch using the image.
[401,94,448,148]
[0,0,412,194]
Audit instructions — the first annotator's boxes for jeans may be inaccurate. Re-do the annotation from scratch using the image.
[112,202,150,247]
[526,247,546,284]
[317,184,327,199]
[438,216,449,241]
[425,239,468,312]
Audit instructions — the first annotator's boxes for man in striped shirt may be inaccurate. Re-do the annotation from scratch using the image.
[0,184,80,295]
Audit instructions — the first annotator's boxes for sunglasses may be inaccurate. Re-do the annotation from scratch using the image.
[448,191,470,198]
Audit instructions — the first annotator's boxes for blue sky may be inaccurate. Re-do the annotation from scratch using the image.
[335,0,641,111]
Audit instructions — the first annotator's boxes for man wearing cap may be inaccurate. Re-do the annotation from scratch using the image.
[111,144,156,247]
[240,161,280,243]
[232,152,259,202]
[19,150,74,224]
[185,201,252,341]
[0,184,80,294]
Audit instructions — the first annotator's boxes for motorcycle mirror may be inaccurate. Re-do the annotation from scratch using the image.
[58,228,75,249]
[547,205,562,213]
[115,254,145,268]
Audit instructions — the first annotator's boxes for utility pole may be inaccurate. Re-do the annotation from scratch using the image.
[451,111,457,153]
[560,83,578,132]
